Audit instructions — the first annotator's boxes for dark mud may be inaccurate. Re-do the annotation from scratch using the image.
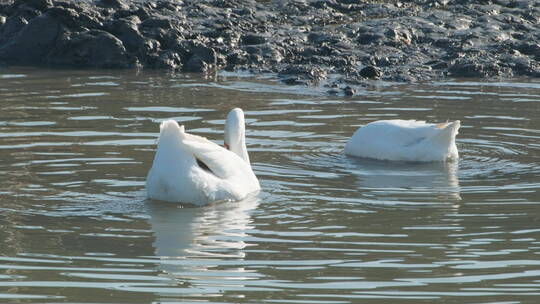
[0,0,539,91]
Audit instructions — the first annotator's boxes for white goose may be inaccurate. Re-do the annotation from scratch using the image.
[344,120,460,162]
[146,108,260,205]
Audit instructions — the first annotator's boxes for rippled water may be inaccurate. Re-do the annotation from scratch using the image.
[0,67,539,303]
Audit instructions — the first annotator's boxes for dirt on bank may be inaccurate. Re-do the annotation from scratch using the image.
[0,0,539,94]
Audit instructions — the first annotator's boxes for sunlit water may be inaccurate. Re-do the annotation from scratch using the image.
[0,67,539,303]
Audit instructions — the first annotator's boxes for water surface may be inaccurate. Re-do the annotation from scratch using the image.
[1,67,539,303]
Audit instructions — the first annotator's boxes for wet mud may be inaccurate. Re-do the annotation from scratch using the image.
[1,0,539,92]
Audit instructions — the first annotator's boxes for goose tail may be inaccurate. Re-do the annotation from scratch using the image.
[429,120,460,146]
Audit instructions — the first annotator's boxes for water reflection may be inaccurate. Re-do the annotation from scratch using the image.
[147,195,259,273]
[345,155,461,203]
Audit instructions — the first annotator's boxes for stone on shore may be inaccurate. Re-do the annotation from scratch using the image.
[47,30,131,68]
[0,0,538,88]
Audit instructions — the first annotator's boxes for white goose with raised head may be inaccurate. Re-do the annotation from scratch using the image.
[344,120,460,162]
[146,108,260,205]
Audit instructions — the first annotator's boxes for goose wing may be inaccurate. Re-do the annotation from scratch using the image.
[179,130,256,181]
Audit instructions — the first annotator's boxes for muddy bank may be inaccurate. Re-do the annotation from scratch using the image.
[0,0,539,90]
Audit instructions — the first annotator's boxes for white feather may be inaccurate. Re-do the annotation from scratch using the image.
[146,109,260,205]
[344,120,460,162]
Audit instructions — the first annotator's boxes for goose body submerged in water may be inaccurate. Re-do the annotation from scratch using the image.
[146,108,260,206]
[344,120,460,162]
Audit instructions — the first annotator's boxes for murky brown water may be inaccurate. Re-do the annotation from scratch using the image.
[0,67,539,303]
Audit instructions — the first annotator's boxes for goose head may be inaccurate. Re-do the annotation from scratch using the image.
[224,108,250,164]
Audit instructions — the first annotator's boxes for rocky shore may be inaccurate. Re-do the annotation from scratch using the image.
[0,0,539,91]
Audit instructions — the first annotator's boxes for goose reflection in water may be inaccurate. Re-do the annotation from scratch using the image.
[147,195,259,276]
[345,157,461,203]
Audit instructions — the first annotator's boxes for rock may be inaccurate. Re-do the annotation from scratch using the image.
[0,13,60,62]
[279,65,327,81]
[158,28,186,50]
[139,38,160,55]
[46,6,103,30]
[502,54,535,76]
[149,50,183,70]
[427,60,448,69]
[45,6,80,28]
[184,55,211,73]
[282,77,307,85]
[0,16,28,42]
[385,28,412,45]
[183,44,217,73]
[359,66,381,79]
[141,17,173,29]
[517,42,540,57]
[47,30,131,68]
[241,33,267,45]
[261,44,284,64]
[343,86,355,96]
[357,33,384,45]
[99,0,129,10]
[448,58,501,78]
[244,45,262,56]
[308,32,341,44]
[132,7,151,20]
[106,17,145,53]
[14,0,52,11]
[226,49,249,66]
[327,88,340,95]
